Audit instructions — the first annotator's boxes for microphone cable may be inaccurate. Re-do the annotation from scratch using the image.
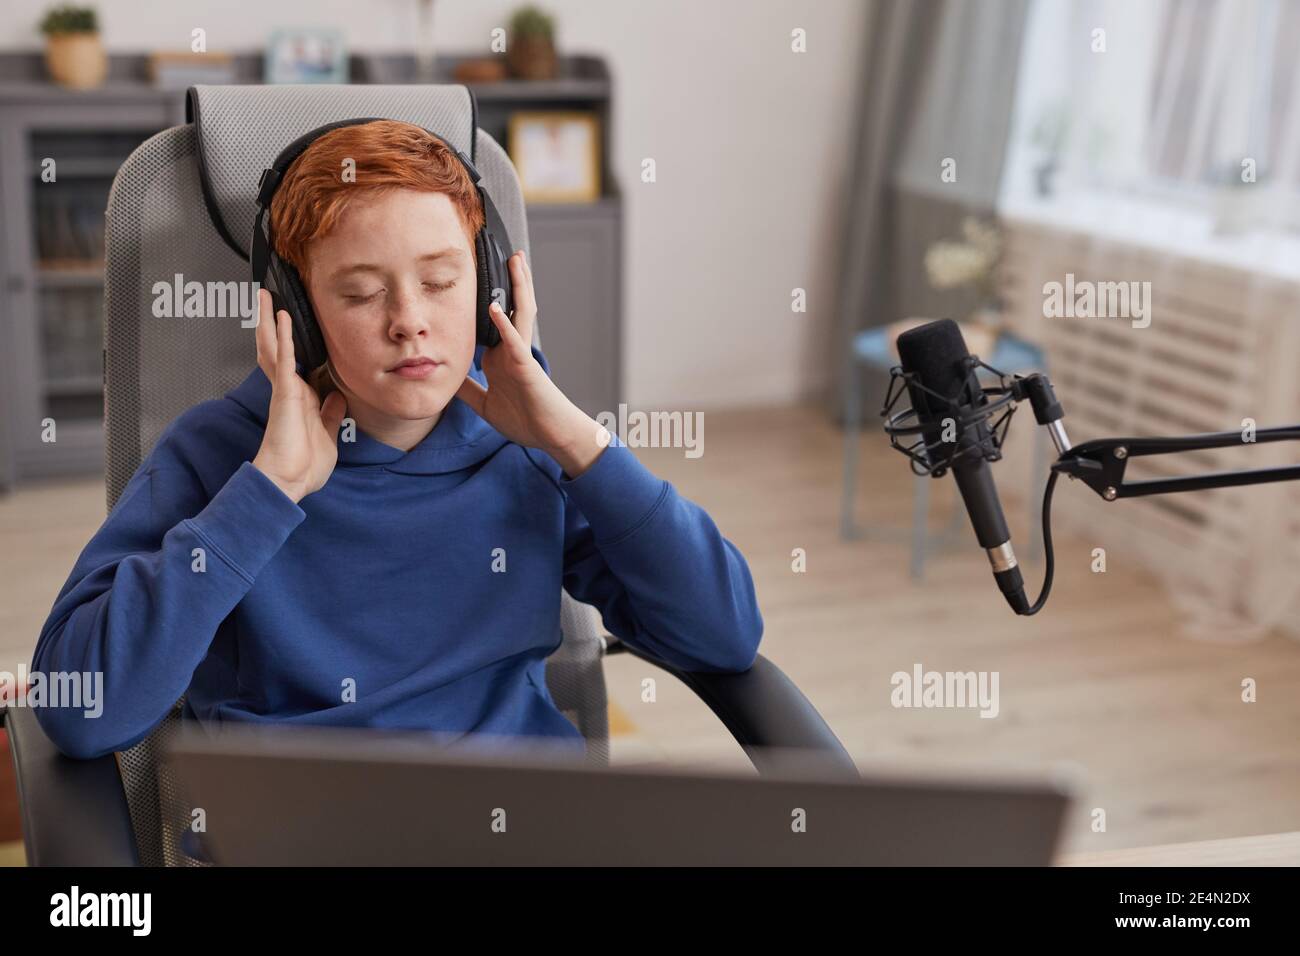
[1022,467,1061,616]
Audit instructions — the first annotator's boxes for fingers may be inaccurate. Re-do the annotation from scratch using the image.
[255,288,276,382]
[275,302,297,392]
[508,250,536,313]
[254,288,300,393]
[488,300,529,359]
[507,250,536,347]
[456,375,488,417]
[519,248,534,292]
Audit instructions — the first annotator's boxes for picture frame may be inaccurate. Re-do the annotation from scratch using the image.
[507,111,601,203]
[264,29,348,85]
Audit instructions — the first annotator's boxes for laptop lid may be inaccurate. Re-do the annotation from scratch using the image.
[166,723,1074,866]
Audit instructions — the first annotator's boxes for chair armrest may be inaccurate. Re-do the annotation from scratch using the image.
[2,704,139,866]
[608,644,858,778]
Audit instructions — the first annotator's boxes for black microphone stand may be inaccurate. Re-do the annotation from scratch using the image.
[1004,369,1300,495]
[883,359,1300,615]
[993,371,1299,614]
[1049,424,1300,499]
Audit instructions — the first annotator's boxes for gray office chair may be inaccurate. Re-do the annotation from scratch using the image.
[4,84,854,867]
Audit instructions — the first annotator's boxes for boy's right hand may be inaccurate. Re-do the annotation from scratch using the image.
[251,288,349,504]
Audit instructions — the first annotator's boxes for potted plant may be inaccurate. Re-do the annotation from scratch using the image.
[923,216,1007,350]
[507,5,557,81]
[40,4,107,89]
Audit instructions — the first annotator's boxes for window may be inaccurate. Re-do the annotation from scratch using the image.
[1000,0,1300,238]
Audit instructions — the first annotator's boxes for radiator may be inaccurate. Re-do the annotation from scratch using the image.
[996,215,1300,641]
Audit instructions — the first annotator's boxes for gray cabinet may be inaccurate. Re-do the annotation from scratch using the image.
[530,199,622,419]
[0,96,173,488]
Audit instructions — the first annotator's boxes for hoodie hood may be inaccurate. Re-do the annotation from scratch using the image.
[225,348,509,476]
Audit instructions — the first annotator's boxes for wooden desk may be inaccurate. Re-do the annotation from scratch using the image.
[1060,831,1300,866]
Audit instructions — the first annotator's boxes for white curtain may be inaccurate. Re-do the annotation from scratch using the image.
[832,0,1030,421]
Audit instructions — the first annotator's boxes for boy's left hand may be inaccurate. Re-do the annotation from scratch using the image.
[456,250,609,478]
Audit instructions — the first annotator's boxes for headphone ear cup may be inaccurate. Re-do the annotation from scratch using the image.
[487,233,514,323]
[277,258,326,373]
[475,231,500,348]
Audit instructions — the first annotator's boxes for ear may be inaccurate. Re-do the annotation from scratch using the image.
[307,362,335,403]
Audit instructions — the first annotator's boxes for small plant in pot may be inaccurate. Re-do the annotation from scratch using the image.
[40,4,107,89]
[507,5,557,81]
[924,216,1008,351]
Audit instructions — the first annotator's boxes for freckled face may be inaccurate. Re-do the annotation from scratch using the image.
[304,189,478,422]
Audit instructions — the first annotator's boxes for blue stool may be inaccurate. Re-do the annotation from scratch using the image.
[839,325,1049,580]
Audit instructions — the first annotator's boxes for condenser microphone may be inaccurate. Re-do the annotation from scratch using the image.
[896,319,1029,614]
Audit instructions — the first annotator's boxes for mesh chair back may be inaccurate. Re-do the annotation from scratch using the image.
[103,85,609,866]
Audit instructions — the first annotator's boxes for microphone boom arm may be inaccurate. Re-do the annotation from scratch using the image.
[981,368,1300,501]
[1052,427,1300,501]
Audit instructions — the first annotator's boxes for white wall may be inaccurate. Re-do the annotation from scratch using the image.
[3,0,867,410]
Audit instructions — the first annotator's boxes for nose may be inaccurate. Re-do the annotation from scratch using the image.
[385,281,432,344]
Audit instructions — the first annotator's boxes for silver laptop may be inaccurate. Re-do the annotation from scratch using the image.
[166,723,1074,866]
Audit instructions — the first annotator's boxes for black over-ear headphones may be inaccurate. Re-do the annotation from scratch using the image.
[249,116,515,376]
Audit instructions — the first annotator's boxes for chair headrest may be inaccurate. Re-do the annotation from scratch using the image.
[185,84,478,263]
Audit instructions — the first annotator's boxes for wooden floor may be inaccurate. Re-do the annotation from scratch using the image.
[3,401,1298,862]
[602,403,1300,856]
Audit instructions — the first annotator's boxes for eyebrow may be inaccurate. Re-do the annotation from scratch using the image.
[329,248,464,279]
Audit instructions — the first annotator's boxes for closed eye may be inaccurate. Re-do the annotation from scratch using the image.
[342,281,455,305]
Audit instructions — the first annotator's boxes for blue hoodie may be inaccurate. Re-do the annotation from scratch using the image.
[31,346,763,760]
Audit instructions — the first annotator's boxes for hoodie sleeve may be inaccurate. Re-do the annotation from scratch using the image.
[30,434,306,759]
[555,434,763,674]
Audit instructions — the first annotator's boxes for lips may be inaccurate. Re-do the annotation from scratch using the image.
[388,357,442,380]
[388,357,439,371]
